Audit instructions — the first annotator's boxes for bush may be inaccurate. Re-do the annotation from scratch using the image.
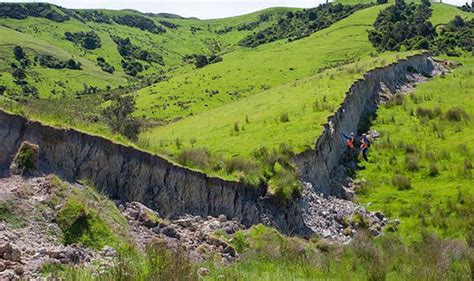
[392,174,412,190]
[102,93,142,140]
[177,148,211,170]
[280,112,290,123]
[405,154,419,171]
[96,57,115,73]
[416,107,436,119]
[11,141,39,175]
[64,31,101,50]
[428,164,439,177]
[445,107,469,122]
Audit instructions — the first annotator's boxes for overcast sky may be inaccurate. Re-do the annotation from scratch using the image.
[4,0,468,19]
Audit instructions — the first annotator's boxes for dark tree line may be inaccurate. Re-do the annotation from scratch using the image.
[8,46,39,100]
[216,13,271,35]
[459,1,474,12]
[183,54,223,68]
[0,3,69,22]
[159,20,178,29]
[112,14,166,34]
[368,0,434,51]
[238,3,371,48]
[75,10,113,24]
[35,54,82,70]
[369,0,473,56]
[435,16,473,55]
[96,57,115,74]
[65,31,101,50]
[112,35,164,76]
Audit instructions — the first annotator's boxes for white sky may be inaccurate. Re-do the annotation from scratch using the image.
[3,0,468,19]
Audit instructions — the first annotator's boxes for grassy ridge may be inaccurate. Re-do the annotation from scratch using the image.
[356,56,474,241]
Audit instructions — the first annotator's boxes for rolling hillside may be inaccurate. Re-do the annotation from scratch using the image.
[0,0,473,279]
[0,3,297,99]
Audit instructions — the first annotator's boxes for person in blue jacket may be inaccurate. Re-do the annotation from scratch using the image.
[342,132,355,149]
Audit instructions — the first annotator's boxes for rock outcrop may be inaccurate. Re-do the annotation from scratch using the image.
[0,53,442,236]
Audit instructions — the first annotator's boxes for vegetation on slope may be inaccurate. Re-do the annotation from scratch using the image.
[369,0,473,55]
[355,55,474,242]
[239,3,372,47]
[0,3,296,100]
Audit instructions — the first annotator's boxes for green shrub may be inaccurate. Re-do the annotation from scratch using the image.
[392,174,412,190]
[177,148,211,170]
[405,154,419,172]
[280,112,290,123]
[56,192,122,250]
[12,141,38,174]
[416,107,436,119]
[428,164,439,177]
[445,107,470,122]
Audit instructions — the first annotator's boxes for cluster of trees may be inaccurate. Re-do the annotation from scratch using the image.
[112,36,164,76]
[434,16,473,55]
[158,20,178,29]
[35,54,82,70]
[102,93,142,140]
[369,0,473,55]
[75,10,112,24]
[368,0,434,51]
[459,2,474,12]
[112,14,166,34]
[8,46,39,100]
[239,3,371,48]
[183,54,223,68]
[13,46,30,68]
[64,31,101,50]
[96,57,115,73]
[120,60,143,77]
[0,3,69,22]
[216,13,271,34]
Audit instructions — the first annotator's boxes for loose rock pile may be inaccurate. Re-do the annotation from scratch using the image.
[120,202,242,263]
[301,182,387,243]
[0,176,117,279]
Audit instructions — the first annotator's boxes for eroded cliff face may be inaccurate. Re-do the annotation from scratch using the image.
[0,54,440,235]
[294,53,441,198]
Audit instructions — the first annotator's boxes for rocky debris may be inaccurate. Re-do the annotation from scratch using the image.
[0,175,119,279]
[121,202,243,263]
[301,182,386,243]
[197,267,210,277]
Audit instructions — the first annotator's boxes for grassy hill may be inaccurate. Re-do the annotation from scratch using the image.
[0,3,296,99]
[135,3,470,182]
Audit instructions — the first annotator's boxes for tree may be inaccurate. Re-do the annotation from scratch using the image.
[102,93,141,140]
[13,46,26,61]
[12,68,26,80]
[377,0,388,4]
[194,55,208,68]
